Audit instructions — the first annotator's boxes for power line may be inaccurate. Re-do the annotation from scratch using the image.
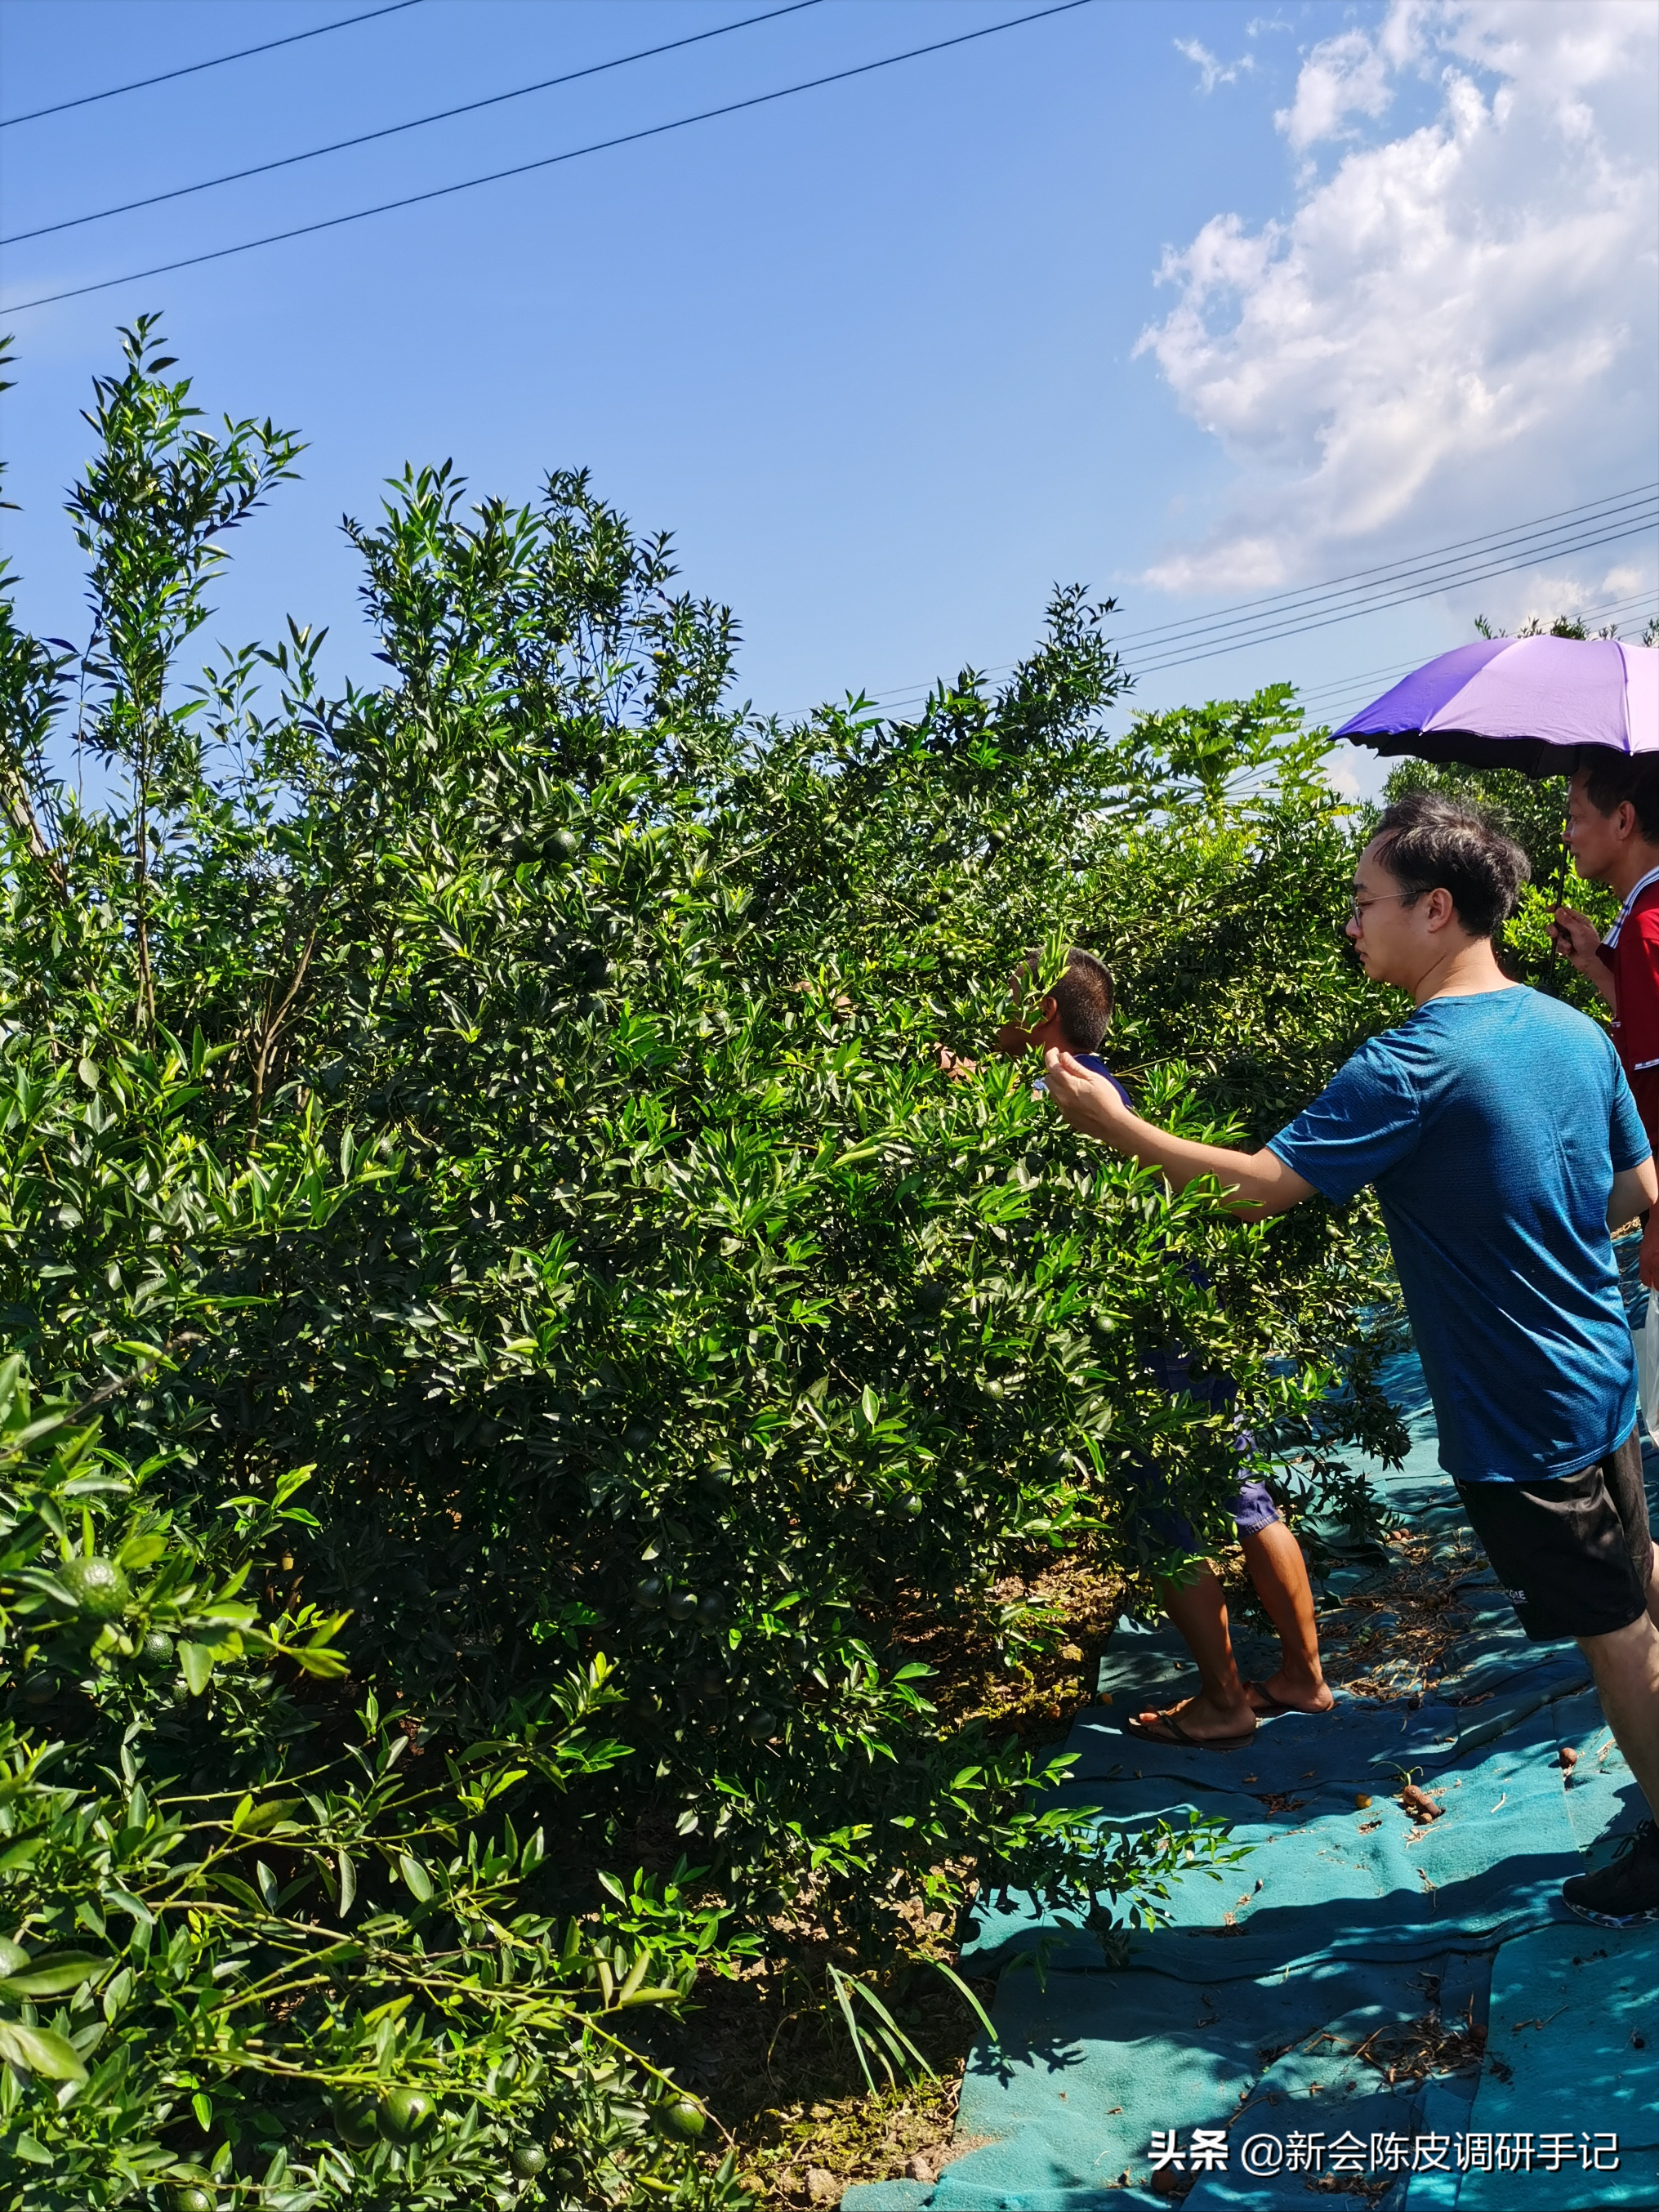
[1110,486,1659,652]
[775,511,1659,723]
[1,0,1092,315]
[1127,511,1658,676]
[2,1,824,247]
[0,2,423,129]
[774,487,1659,720]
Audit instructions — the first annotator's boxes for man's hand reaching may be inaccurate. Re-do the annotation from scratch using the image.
[1041,1046,1139,1140]
[1041,1045,1314,1215]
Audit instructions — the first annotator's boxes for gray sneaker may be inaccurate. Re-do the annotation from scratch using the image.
[1562,1819,1659,1926]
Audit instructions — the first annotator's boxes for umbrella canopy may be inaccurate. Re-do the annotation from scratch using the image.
[1334,635,1659,777]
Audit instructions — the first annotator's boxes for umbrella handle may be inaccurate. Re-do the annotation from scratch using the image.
[1548,787,1571,908]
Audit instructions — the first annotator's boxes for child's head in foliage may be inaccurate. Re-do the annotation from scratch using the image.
[1000,946,1114,1057]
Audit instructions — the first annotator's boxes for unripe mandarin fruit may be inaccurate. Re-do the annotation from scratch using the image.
[60,1555,131,1618]
[381,2085,436,2140]
[329,2093,380,2147]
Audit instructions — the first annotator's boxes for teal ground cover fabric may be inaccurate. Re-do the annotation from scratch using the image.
[842,1332,1659,2212]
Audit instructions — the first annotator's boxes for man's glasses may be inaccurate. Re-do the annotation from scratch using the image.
[1346,891,1413,924]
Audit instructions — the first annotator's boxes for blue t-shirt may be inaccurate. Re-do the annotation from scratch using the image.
[1266,988,1649,1483]
[1033,1050,1132,1105]
[1074,1050,1133,1106]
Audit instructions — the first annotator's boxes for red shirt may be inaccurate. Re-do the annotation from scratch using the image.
[1596,872,1659,1149]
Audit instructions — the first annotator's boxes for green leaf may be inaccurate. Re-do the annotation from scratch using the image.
[926,1957,1000,2043]
[178,1639,214,1695]
[0,1950,105,1997]
[0,2019,88,2080]
[398,1852,434,1902]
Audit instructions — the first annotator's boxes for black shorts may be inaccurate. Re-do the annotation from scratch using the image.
[1456,1429,1655,1642]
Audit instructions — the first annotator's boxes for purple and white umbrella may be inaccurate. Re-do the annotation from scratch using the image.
[1335,635,1659,777]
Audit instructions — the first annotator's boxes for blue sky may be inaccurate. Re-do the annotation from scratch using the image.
[2,0,1655,792]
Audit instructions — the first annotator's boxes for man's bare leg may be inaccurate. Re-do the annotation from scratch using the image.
[1131,1564,1257,1742]
[1240,1520,1334,1715]
[1577,1612,1659,1820]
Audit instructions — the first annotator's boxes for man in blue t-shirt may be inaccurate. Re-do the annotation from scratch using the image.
[1043,791,1659,1928]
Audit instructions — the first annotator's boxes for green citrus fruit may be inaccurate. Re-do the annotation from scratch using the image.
[140,1628,175,1667]
[381,2085,437,2141]
[511,2142,548,2178]
[660,2098,706,2140]
[329,2092,380,2147]
[60,1555,132,1619]
[174,2190,215,2212]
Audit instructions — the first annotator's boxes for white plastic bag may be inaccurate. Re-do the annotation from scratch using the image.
[1638,1289,1659,1444]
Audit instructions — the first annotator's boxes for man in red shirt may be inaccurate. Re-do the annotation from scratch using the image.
[1552,752,1659,1291]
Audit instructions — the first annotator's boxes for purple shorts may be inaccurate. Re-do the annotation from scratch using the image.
[1128,1346,1281,1550]
[1128,1472,1281,1553]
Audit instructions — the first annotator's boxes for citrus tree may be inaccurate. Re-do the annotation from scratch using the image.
[0,323,1401,2210]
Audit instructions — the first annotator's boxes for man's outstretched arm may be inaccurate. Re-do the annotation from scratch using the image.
[1042,1046,1317,1217]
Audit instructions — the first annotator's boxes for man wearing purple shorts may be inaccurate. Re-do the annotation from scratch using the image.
[1002,948,1332,1750]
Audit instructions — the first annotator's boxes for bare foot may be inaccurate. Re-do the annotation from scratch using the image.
[1131,1691,1256,1744]
[1245,1673,1335,1716]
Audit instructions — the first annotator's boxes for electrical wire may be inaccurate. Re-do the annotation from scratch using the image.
[774,522,1658,724]
[1127,511,1658,676]
[1,0,1092,315]
[2,1,825,247]
[1110,487,1659,652]
[771,488,1659,720]
[0,2,422,129]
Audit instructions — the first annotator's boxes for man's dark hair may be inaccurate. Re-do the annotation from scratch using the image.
[1026,945,1114,1050]
[1575,749,1659,841]
[1371,790,1529,940]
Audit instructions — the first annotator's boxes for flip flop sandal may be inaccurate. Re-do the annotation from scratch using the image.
[1244,1680,1333,1718]
[1123,1710,1255,1751]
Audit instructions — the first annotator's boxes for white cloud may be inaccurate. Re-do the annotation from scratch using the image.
[1136,2,1659,609]
[1274,26,1395,150]
[1174,36,1254,94]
